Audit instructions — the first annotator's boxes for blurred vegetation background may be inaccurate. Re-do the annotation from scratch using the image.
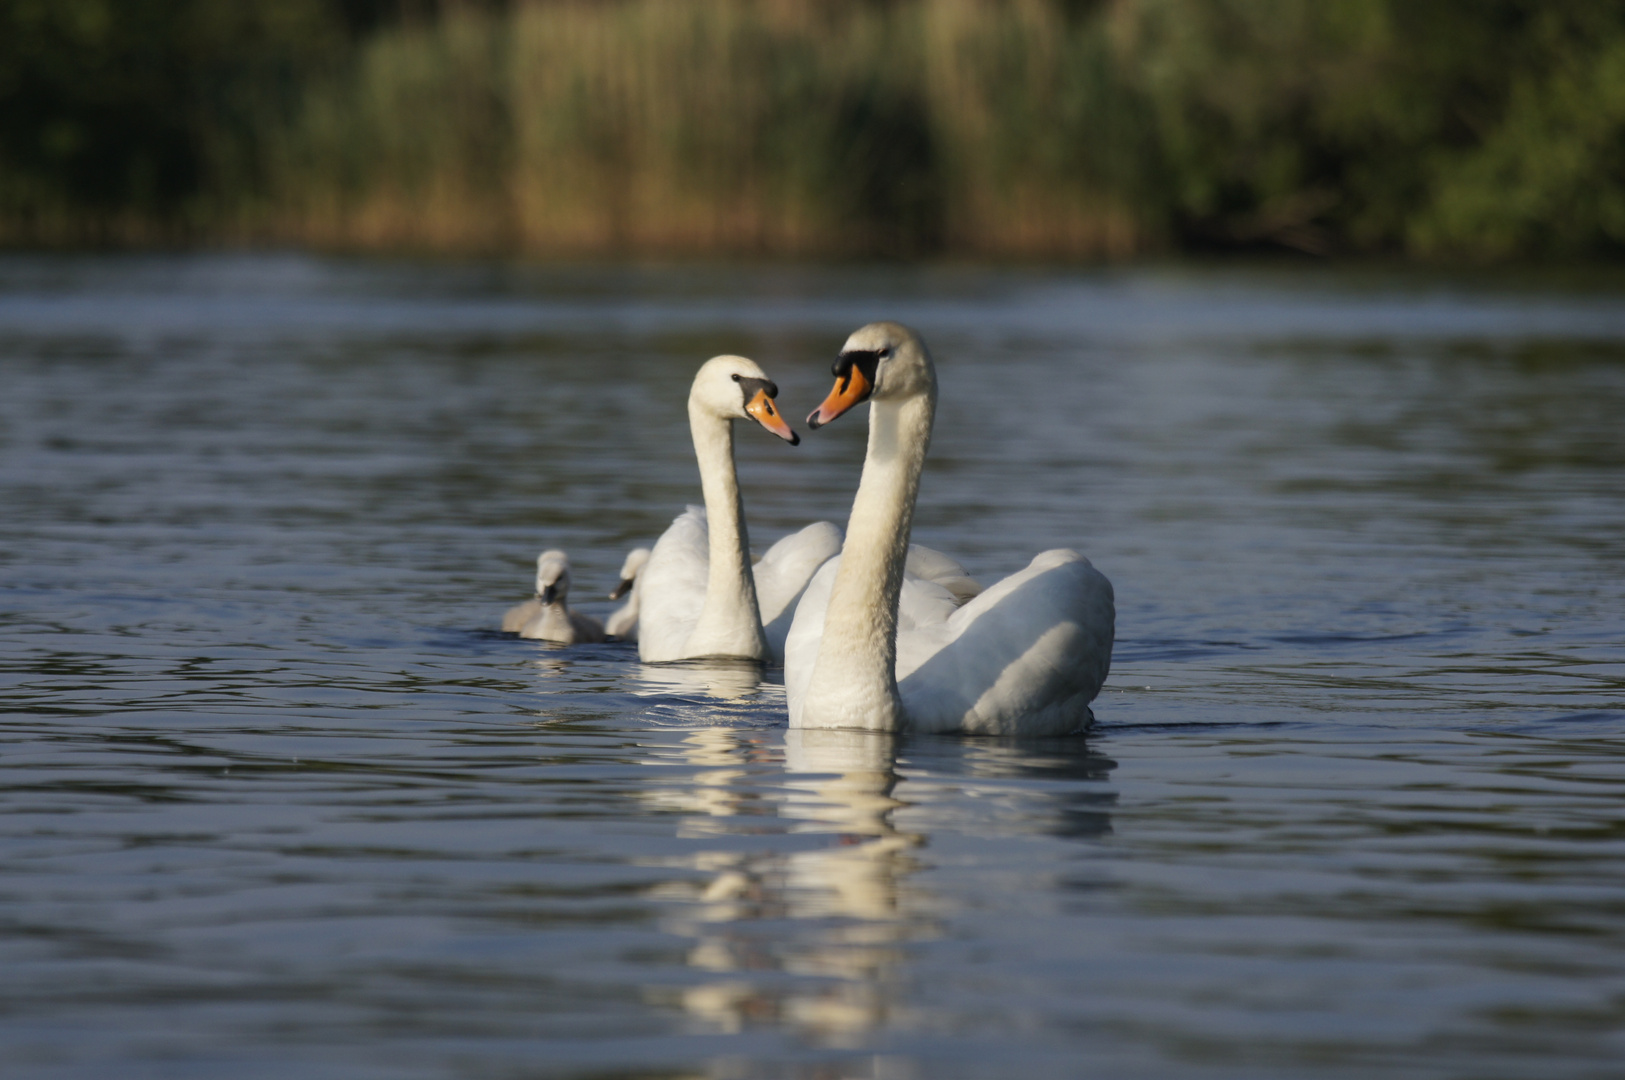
[3,0,1623,259]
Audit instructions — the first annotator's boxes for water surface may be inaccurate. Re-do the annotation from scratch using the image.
[3,256,1624,1079]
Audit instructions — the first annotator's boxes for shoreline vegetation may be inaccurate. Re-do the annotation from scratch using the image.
[3,0,1624,260]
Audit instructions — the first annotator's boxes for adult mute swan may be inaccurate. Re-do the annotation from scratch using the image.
[785,322,1115,736]
[503,550,605,644]
[605,547,651,641]
[638,356,843,664]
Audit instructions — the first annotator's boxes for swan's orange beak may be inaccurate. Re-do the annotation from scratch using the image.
[807,361,874,429]
[746,387,799,445]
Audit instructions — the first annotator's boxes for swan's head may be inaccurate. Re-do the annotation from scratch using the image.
[691,355,799,445]
[534,549,572,606]
[608,546,651,600]
[807,321,935,429]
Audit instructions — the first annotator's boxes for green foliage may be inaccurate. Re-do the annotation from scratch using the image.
[4,0,1625,258]
[1113,0,1625,256]
[0,0,344,240]
[1413,5,1625,256]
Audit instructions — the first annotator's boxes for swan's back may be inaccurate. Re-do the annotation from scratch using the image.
[903,545,983,605]
[755,521,843,659]
[899,550,1112,735]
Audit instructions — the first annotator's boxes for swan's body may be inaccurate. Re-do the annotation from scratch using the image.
[640,506,843,663]
[604,547,651,641]
[502,597,540,634]
[785,322,1114,735]
[637,355,835,665]
[503,550,605,645]
[638,505,974,664]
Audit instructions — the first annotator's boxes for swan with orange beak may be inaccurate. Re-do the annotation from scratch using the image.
[786,322,1115,735]
[637,355,843,664]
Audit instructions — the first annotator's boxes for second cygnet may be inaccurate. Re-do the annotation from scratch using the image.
[604,547,651,642]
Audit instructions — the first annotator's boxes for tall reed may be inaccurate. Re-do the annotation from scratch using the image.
[270,0,1153,257]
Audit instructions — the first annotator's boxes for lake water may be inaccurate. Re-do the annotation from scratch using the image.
[2,255,1623,1079]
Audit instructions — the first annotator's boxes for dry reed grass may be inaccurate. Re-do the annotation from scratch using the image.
[267,0,1152,257]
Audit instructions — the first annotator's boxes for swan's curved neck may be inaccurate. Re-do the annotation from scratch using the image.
[686,404,768,659]
[802,389,935,729]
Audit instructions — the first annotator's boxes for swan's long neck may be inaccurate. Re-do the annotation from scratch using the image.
[801,389,935,730]
[686,404,768,660]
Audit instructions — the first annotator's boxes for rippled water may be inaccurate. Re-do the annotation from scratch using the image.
[3,255,1624,1079]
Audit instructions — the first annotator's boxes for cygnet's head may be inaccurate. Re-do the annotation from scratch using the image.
[807,321,936,429]
[534,549,572,606]
[608,546,651,600]
[690,355,800,445]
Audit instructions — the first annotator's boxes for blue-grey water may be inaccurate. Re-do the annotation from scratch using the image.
[2,255,1623,1079]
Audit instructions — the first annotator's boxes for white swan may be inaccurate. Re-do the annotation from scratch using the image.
[604,547,651,641]
[785,322,1115,736]
[638,356,843,664]
[502,550,606,644]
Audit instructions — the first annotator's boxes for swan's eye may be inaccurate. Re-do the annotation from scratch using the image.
[731,373,741,381]
[879,348,892,358]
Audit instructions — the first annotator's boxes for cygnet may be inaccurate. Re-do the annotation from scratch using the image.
[502,550,605,644]
[604,547,651,642]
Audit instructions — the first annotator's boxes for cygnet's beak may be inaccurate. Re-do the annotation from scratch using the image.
[608,577,634,601]
[808,350,877,429]
[538,584,559,606]
[745,386,799,445]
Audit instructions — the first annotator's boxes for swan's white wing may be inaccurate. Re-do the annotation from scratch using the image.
[754,520,843,662]
[893,571,962,678]
[637,506,710,662]
[904,545,982,605]
[898,549,1114,736]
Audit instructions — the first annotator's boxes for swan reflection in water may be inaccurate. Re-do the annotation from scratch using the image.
[653,725,1115,1044]
[634,659,766,703]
